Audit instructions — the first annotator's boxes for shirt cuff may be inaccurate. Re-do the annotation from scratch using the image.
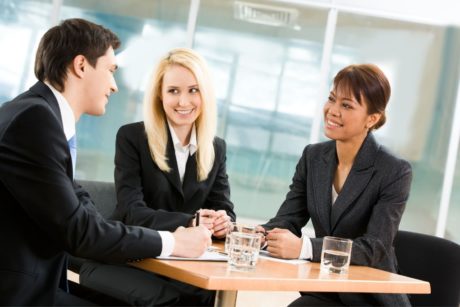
[158,231,175,257]
[299,235,313,260]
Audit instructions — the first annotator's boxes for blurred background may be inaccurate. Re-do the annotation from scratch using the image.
[1,0,459,244]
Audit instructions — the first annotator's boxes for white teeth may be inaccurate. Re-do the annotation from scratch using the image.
[327,120,341,127]
[176,109,193,115]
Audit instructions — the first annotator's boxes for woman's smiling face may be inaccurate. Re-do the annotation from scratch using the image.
[161,64,202,132]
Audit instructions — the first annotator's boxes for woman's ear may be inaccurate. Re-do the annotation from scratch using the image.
[367,113,381,129]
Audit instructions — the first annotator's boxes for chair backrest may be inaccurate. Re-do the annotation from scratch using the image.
[77,180,116,219]
[394,230,460,306]
[69,180,117,272]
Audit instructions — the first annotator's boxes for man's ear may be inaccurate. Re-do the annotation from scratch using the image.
[71,55,86,78]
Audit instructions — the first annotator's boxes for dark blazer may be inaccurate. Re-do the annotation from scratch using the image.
[111,122,235,231]
[264,133,412,306]
[0,82,162,305]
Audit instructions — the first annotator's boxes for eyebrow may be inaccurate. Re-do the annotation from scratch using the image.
[330,91,358,103]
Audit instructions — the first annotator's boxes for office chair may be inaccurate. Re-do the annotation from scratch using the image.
[394,230,460,306]
[68,180,127,305]
[78,179,117,219]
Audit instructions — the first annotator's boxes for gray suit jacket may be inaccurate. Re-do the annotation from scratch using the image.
[264,133,412,306]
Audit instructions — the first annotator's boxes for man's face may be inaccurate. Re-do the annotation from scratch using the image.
[82,46,118,116]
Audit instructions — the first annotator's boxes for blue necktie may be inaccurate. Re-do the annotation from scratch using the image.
[68,134,77,178]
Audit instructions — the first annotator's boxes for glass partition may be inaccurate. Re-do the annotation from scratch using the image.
[61,0,190,180]
[194,0,328,220]
[0,0,52,104]
[331,13,460,236]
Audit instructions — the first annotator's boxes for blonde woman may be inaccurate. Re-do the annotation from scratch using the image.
[80,48,235,306]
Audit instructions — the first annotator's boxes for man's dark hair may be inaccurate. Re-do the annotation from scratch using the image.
[34,18,120,92]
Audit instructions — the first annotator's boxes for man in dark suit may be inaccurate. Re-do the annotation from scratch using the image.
[0,18,211,306]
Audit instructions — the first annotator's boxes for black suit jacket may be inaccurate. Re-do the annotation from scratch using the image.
[111,122,235,231]
[0,82,163,305]
[264,133,412,306]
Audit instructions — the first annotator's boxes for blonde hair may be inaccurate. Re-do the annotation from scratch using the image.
[143,48,217,181]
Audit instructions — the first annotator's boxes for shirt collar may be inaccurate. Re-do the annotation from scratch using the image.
[45,82,76,141]
[167,122,197,155]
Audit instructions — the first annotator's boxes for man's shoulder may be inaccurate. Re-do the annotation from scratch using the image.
[0,91,53,132]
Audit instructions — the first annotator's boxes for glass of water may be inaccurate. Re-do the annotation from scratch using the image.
[320,236,353,274]
[224,223,256,254]
[227,232,261,271]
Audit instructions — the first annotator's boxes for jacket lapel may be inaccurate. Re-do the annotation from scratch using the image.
[330,133,378,231]
[312,142,337,234]
[163,130,184,197]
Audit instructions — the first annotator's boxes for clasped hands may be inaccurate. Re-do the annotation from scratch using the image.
[192,209,232,239]
[256,226,302,259]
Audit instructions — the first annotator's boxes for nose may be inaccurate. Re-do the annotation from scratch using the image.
[328,103,340,117]
[111,77,118,93]
[178,93,190,106]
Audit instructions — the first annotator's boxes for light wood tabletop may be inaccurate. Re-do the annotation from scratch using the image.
[130,243,430,307]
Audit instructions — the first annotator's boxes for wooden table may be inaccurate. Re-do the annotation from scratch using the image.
[130,245,430,307]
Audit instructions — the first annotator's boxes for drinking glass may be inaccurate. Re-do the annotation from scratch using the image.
[320,236,353,274]
[227,232,261,271]
[224,223,256,254]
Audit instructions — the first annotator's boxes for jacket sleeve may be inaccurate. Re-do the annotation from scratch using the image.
[203,138,236,221]
[262,145,311,236]
[351,160,412,268]
[113,125,193,230]
[0,105,162,263]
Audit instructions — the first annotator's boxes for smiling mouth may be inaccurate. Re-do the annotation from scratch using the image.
[175,109,194,115]
[326,119,343,127]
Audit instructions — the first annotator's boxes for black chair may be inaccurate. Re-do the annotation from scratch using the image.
[68,180,127,305]
[394,230,460,306]
[78,179,117,219]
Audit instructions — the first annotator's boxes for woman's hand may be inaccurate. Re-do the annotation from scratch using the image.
[266,228,302,259]
[212,210,231,238]
[255,225,268,249]
[191,209,216,233]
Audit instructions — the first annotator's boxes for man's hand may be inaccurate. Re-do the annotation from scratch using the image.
[266,228,302,259]
[212,210,231,238]
[171,225,212,258]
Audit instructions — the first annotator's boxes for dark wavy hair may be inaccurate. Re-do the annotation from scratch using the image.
[34,18,120,91]
[333,64,391,130]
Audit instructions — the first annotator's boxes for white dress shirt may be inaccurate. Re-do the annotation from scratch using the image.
[45,83,174,257]
[167,122,197,183]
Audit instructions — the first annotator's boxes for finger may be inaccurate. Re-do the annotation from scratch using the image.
[214,210,227,218]
[213,229,227,238]
[200,209,216,218]
[268,228,286,233]
[266,246,279,257]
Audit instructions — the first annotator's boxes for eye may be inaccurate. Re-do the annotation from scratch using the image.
[168,88,179,94]
[341,102,352,109]
[328,96,335,103]
[190,87,200,94]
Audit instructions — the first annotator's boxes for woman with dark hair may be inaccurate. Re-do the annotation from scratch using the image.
[259,64,412,306]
